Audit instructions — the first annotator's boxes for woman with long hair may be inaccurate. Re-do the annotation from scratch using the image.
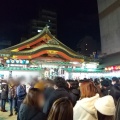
[74,80,99,120]
[48,97,73,120]
[18,88,46,120]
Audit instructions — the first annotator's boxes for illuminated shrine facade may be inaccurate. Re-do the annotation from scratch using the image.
[0,27,100,79]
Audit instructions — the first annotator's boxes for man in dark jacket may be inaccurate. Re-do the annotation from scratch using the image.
[101,80,111,96]
[115,98,120,120]
[69,89,80,106]
[1,82,8,112]
[17,82,26,112]
[43,77,72,116]
[112,77,120,87]
[69,80,80,106]
[110,77,120,102]
[44,87,54,101]
[101,77,120,104]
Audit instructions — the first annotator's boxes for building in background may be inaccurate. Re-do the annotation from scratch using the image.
[29,9,57,37]
[97,0,120,55]
[97,0,120,67]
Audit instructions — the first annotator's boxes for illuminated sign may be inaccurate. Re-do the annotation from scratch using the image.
[6,59,30,64]
[105,66,120,71]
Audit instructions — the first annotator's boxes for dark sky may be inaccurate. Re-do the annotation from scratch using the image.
[0,0,100,50]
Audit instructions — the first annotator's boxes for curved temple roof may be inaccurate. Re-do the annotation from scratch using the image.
[0,27,94,62]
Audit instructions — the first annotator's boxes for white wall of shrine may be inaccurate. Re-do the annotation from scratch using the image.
[1,70,120,81]
[0,71,40,82]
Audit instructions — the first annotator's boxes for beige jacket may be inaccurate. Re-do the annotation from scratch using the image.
[74,94,99,120]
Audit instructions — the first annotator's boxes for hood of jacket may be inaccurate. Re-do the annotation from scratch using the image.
[77,94,99,115]
[19,104,41,120]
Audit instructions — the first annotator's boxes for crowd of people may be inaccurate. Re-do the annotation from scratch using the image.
[0,76,120,120]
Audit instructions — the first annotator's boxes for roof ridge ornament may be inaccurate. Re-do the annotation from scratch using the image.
[42,25,51,34]
[46,39,59,45]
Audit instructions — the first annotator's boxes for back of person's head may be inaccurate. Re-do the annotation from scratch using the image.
[112,77,119,85]
[108,79,112,86]
[97,112,114,120]
[70,81,79,89]
[48,97,73,120]
[23,88,44,108]
[101,80,110,88]
[44,79,54,88]
[95,95,115,120]
[94,79,100,86]
[101,77,105,81]
[80,80,98,99]
[54,77,67,89]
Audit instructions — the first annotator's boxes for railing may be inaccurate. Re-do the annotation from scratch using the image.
[0,67,41,71]
[64,68,104,73]
[0,66,104,73]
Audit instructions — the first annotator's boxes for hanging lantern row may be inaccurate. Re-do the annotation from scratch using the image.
[105,66,120,71]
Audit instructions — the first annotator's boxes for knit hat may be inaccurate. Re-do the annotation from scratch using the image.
[101,80,110,87]
[112,77,119,83]
[94,95,115,116]
[34,81,45,91]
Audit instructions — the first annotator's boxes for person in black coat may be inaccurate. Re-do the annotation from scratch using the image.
[110,84,120,104]
[1,81,8,112]
[43,77,72,116]
[44,87,54,101]
[69,80,80,106]
[69,89,80,106]
[19,88,46,120]
[101,80,111,96]
[101,78,120,104]
[17,81,26,114]
[44,79,55,101]
[115,98,120,120]
[112,77,120,87]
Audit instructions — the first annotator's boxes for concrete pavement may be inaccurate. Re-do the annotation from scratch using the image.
[0,103,17,120]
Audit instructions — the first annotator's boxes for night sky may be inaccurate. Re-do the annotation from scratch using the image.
[0,0,100,51]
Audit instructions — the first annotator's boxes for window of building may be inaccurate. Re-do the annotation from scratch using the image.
[37,30,42,33]
[47,25,50,28]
